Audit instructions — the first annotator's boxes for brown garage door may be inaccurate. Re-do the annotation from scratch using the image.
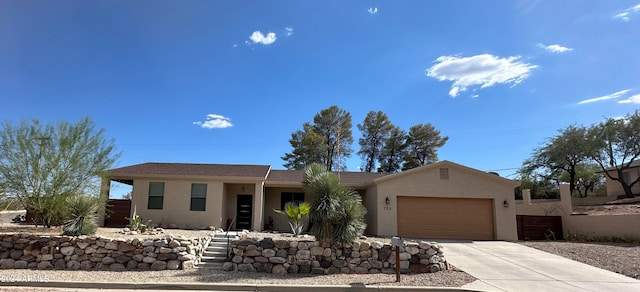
[397,196,495,240]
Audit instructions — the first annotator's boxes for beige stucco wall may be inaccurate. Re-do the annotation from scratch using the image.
[363,185,378,236]
[263,187,308,232]
[565,214,640,239]
[372,164,518,241]
[262,187,369,234]
[223,183,257,230]
[515,185,572,216]
[605,168,640,197]
[572,195,618,206]
[130,178,224,229]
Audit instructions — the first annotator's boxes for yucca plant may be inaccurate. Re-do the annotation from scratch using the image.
[62,194,99,236]
[303,163,367,243]
[274,202,310,236]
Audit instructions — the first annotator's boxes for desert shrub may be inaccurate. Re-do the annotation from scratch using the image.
[62,194,99,236]
[303,163,367,243]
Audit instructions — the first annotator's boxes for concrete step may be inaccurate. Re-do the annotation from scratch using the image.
[214,231,242,238]
[200,255,227,262]
[196,261,224,269]
[209,237,238,243]
[206,246,227,252]
[204,250,228,257]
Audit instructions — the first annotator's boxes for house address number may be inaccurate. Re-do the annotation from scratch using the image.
[384,206,392,211]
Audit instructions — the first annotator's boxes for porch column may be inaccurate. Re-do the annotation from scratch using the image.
[253,182,265,231]
[97,177,110,227]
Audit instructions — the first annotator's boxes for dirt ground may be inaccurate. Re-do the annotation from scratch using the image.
[573,204,640,215]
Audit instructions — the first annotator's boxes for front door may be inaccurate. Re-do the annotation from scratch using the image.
[236,195,253,230]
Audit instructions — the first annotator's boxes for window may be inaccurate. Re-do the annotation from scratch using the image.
[440,168,449,180]
[280,192,304,210]
[190,183,207,211]
[148,182,164,209]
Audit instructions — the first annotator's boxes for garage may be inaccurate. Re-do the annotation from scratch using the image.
[397,196,495,240]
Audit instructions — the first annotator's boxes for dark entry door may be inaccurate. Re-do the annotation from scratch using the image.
[236,195,253,230]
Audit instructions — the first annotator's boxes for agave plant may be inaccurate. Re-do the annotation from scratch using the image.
[274,202,310,236]
[303,163,367,243]
[62,194,99,236]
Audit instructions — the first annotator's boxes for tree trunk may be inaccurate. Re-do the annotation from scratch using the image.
[622,183,635,198]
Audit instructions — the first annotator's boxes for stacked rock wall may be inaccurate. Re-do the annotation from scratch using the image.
[223,238,448,275]
[0,233,207,270]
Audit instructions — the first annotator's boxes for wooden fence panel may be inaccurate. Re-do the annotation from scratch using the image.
[105,199,131,228]
[516,215,563,240]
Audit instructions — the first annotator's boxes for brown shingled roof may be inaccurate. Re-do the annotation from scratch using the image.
[267,169,389,186]
[109,162,271,178]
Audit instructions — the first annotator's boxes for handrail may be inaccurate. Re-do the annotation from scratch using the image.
[225,214,236,260]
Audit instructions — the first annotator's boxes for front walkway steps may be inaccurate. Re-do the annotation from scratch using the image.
[197,231,240,269]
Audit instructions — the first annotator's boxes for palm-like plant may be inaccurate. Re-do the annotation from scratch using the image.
[62,194,99,236]
[303,163,367,243]
[273,202,310,236]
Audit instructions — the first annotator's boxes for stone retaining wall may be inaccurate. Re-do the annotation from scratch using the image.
[0,233,207,271]
[223,238,448,275]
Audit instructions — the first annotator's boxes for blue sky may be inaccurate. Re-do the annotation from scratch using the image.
[1,1,640,196]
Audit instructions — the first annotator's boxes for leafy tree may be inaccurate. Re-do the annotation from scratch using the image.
[378,126,407,173]
[303,163,366,243]
[282,123,325,170]
[587,112,640,198]
[282,106,353,171]
[273,202,310,236]
[0,117,118,227]
[559,163,604,198]
[357,111,393,172]
[402,123,448,170]
[312,106,353,171]
[520,125,591,196]
[514,175,560,200]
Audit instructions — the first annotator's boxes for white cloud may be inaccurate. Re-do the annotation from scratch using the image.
[577,89,632,104]
[538,43,573,53]
[616,12,631,21]
[426,54,537,97]
[368,7,378,14]
[193,114,233,129]
[618,94,640,104]
[615,3,640,21]
[285,27,294,37]
[248,31,277,45]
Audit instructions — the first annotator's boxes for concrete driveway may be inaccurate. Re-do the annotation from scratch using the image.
[440,241,640,292]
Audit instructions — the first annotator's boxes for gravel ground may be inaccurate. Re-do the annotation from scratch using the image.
[519,241,640,279]
[0,269,475,288]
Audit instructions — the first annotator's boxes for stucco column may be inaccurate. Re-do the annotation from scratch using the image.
[559,184,572,214]
[253,182,264,231]
[97,177,110,227]
[522,189,531,205]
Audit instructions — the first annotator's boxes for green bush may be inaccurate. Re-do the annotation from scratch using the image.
[126,214,152,233]
[565,231,640,244]
[274,202,310,236]
[62,194,99,236]
[303,164,367,243]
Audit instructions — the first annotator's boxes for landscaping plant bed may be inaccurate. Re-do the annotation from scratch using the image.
[0,224,213,240]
